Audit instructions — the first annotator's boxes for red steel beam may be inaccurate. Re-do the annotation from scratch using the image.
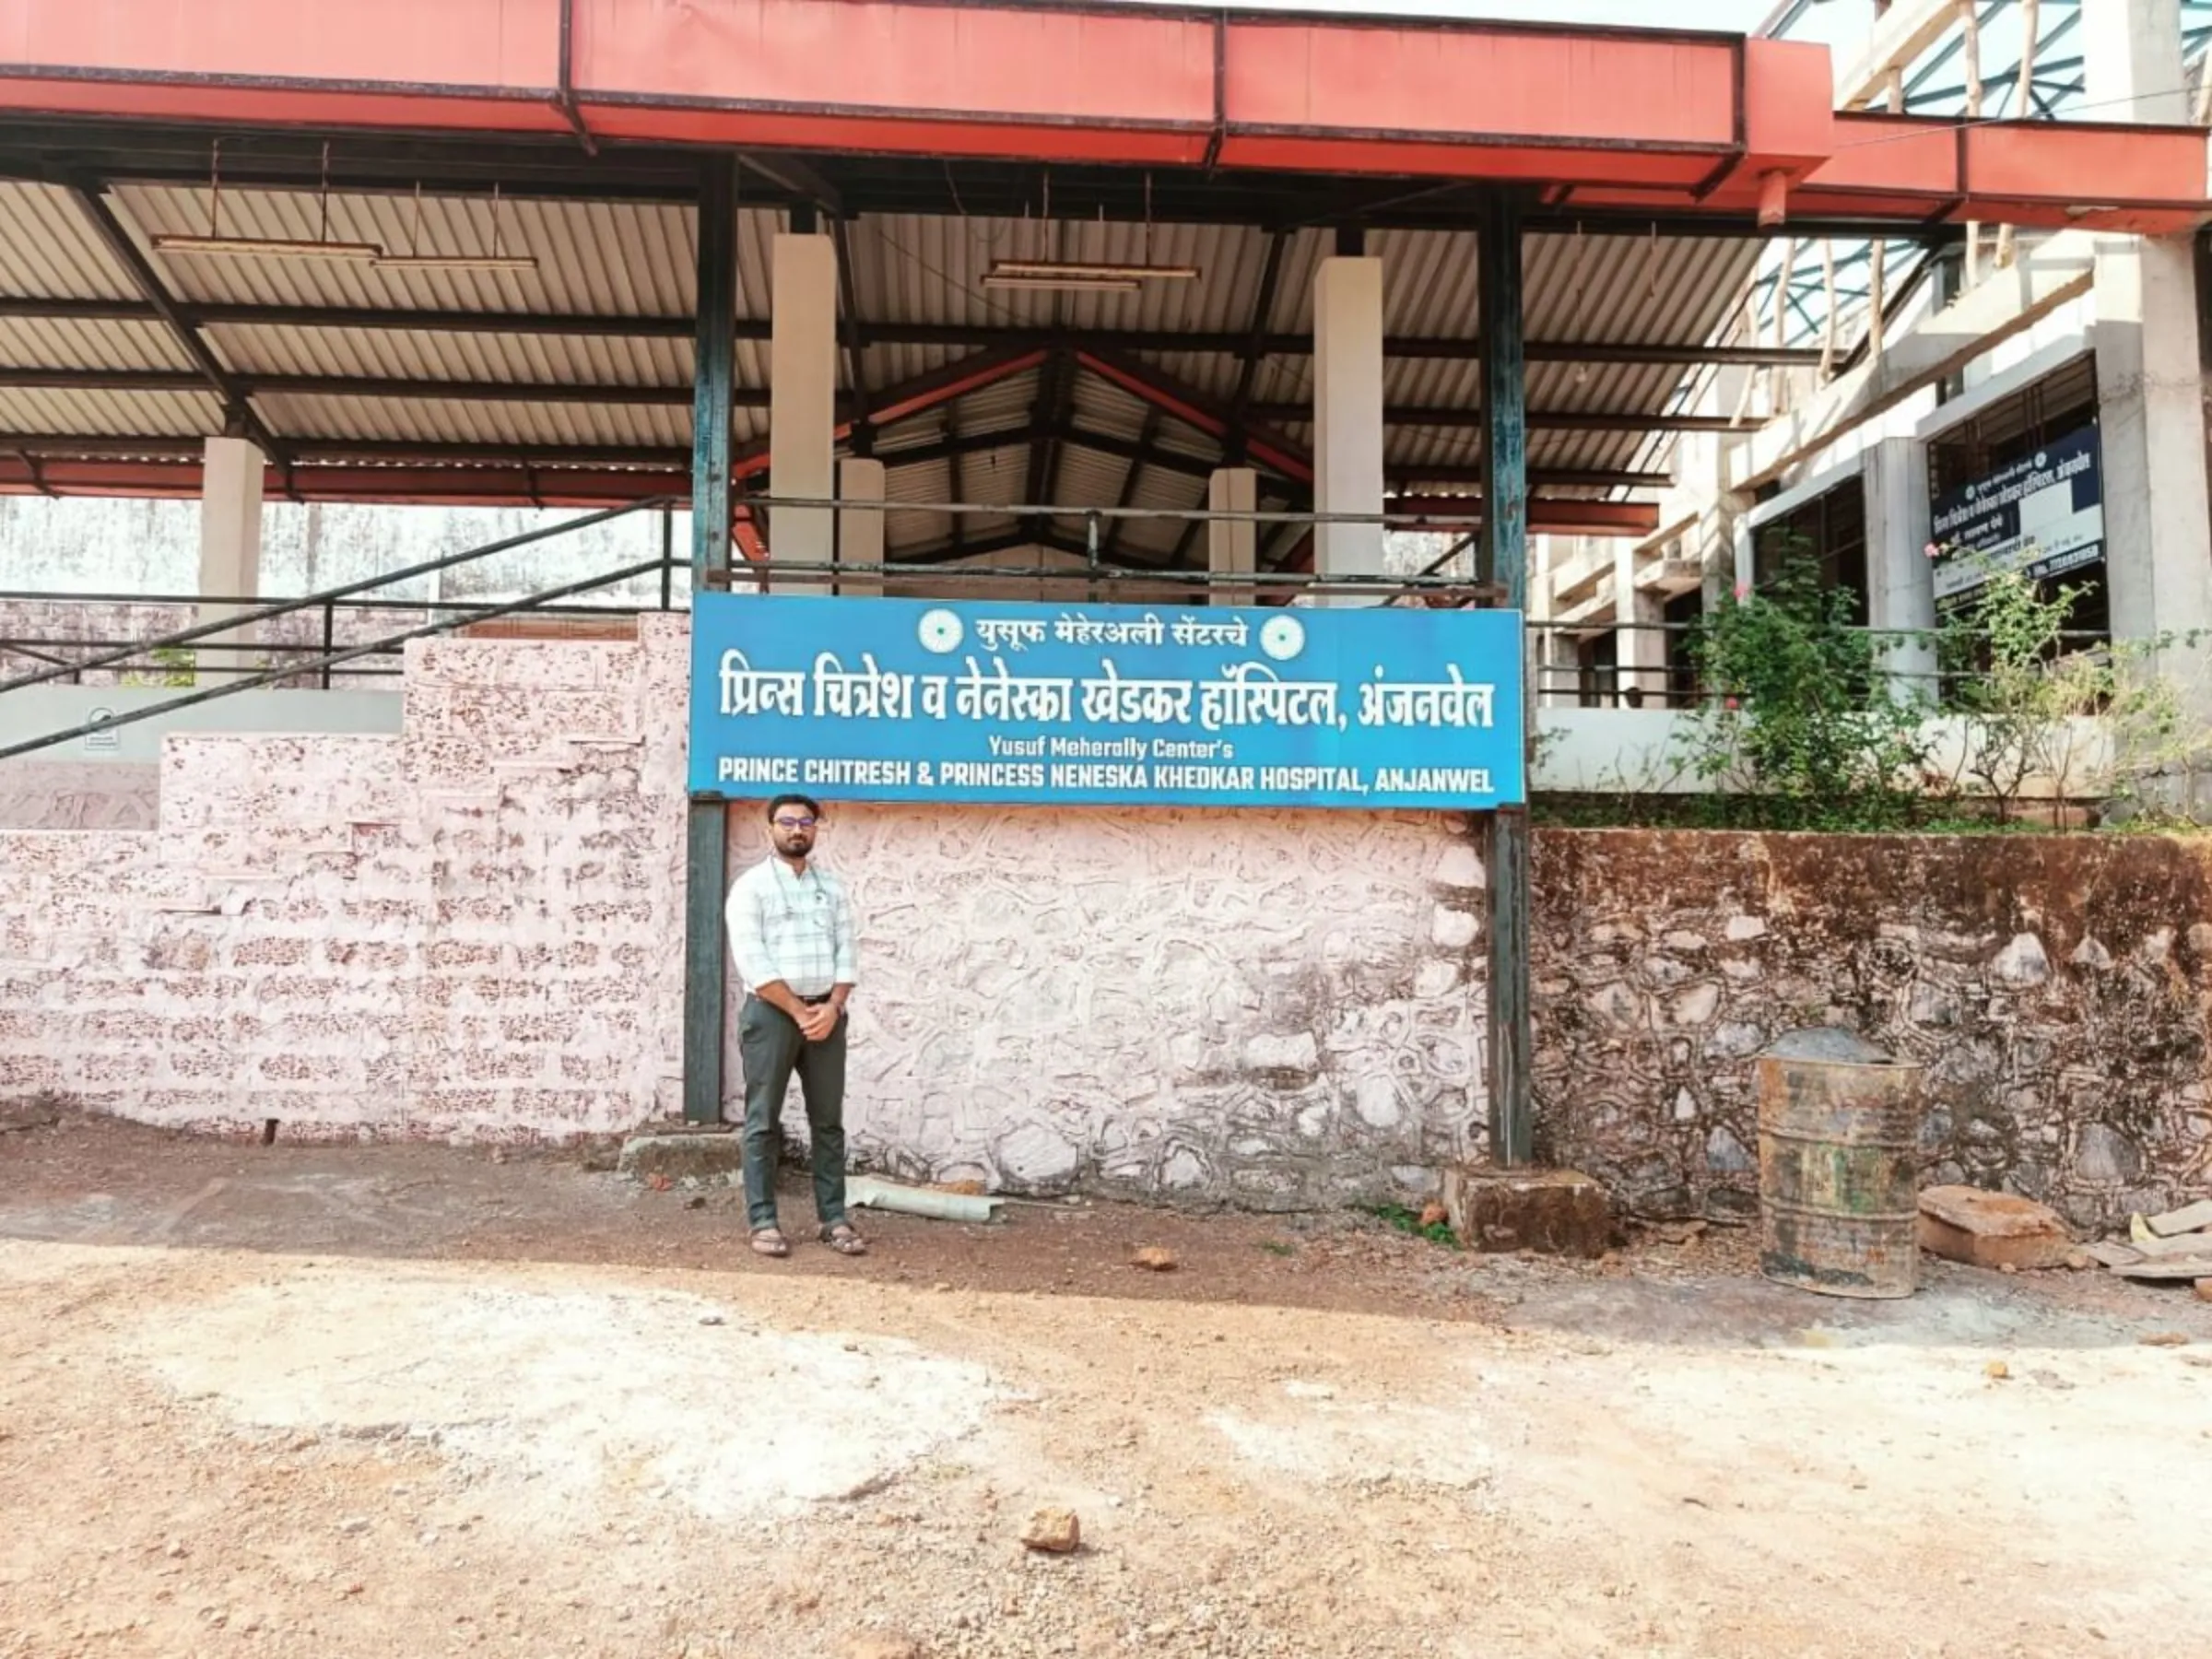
[1,3,2200,229]
[1075,349,1312,485]
[729,344,1046,481]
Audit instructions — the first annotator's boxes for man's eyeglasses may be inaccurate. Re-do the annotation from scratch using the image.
[773,815,818,830]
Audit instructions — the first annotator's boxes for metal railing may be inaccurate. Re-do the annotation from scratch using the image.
[1525,616,2117,710]
[0,493,1518,762]
[0,496,679,763]
[0,593,678,688]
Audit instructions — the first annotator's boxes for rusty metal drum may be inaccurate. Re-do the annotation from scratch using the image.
[1755,1029,1924,1299]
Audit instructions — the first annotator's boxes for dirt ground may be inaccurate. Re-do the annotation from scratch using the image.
[4,1112,2211,1659]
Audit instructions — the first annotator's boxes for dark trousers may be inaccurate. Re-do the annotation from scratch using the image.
[737,994,849,1232]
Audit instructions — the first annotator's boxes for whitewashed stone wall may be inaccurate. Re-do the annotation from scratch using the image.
[0,613,1488,1205]
[0,620,692,1138]
[783,804,1487,1206]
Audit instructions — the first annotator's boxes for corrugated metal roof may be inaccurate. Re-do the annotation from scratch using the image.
[0,317,192,372]
[0,182,139,300]
[849,215,1283,339]
[0,178,1762,557]
[0,386,224,438]
[250,394,688,452]
[107,185,709,320]
[206,324,691,388]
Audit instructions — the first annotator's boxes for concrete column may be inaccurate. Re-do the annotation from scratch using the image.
[1312,256,1385,599]
[2086,0,2212,704]
[1206,466,1257,605]
[836,456,886,598]
[195,436,264,684]
[1863,439,1939,703]
[771,232,839,585]
[1612,544,1669,706]
[1728,521,1755,606]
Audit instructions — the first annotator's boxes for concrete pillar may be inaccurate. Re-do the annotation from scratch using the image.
[1612,543,1668,706]
[1312,256,1386,598]
[1206,466,1257,605]
[771,232,839,585]
[836,456,887,598]
[1728,520,1755,607]
[2086,0,2212,702]
[1864,438,1939,703]
[196,436,264,683]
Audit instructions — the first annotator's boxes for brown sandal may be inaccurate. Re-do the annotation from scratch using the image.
[749,1228,790,1258]
[820,1222,868,1257]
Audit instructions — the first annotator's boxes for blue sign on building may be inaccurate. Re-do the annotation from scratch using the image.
[688,594,1525,810]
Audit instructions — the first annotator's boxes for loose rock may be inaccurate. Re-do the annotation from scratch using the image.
[2139,1332,2191,1348]
[1130,1247,1178,1273]
[1020,1508,1081,1553]
[1983,1360,2010,1381]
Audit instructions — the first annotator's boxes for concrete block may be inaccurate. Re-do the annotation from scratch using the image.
[617,1128,743,1184]
[1916,1184,2073,1271]
[1441,1166,1611,1258]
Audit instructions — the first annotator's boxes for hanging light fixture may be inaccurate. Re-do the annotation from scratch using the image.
[374,182,539,273]
[151,141,383,262]
[979,171,1197,292]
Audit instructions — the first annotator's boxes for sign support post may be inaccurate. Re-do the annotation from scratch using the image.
[682,154,738,1126]
[1481,191,1535,1168]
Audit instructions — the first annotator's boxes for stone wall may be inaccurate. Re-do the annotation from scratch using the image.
[757,804,1486,1206]
[0,611,1486,1205]
[1534,831,2212,1230]
[0,621,691,1138]
[5,615,2209,1220]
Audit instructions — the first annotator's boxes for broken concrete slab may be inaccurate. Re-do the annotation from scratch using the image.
[2146,1200,2212,1238]
[1915,1185,2074,1272]
[2112,1256,2212,1282]
[2120,1228,2212,1261]
[616,1130,743,1185]
[2083,1241,2146,1269]
[1441,1166,1610,1259]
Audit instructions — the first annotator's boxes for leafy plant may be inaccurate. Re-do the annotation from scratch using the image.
[122,643,196,688]
[1360,1202,1459,1249]
[1936,547,2212,825]
[1675,558,1936,830]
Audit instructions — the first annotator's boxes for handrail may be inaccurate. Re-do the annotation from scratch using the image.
[0,557,669,765]
[0,588,665,611]
[0,495,676,697]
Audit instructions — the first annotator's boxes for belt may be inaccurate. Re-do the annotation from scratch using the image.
[797,993,833,1006]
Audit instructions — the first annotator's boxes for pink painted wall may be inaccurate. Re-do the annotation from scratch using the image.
[0,614,1487,1205]
[0,620,691,1138]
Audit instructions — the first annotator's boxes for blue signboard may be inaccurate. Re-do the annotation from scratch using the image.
[687,594,1525,809]
[1930,422,2103,602]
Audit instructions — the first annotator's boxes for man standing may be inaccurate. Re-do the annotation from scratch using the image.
[724,793,866,1259]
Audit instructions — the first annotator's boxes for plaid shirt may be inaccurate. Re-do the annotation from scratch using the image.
[724,856,859,999]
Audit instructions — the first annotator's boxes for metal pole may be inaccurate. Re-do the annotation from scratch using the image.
[1479,192,1535,1170]
[660,507,675,610]
[683,154,737,1128]
[320,600,334,690]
